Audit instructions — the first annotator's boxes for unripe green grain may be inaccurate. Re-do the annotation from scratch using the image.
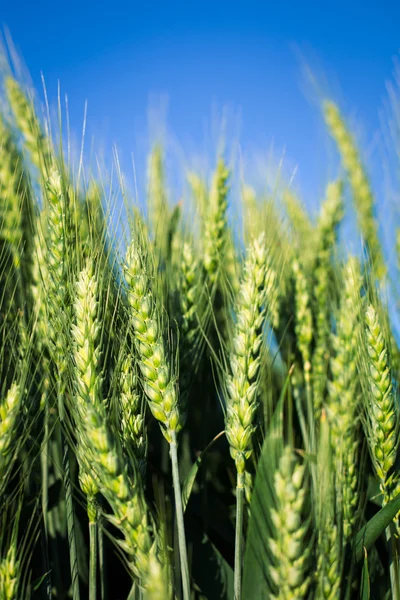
[203,158,230,285]
[187,171,208,217]
[72,262,167,595]
[0,383,21,489]
[293,259,313,381]
[119,353,147,477]
[6,77,52,173]
[315,411,341,599]
[177,239,202,400]
[268,447,311,599]
[225,233,277,475]
[0,116,35,288]
[327,257,363,541]
[324,100,385,279]
[312,181,344,414]
[0,545,18,600]
[72,261,102,508]
[364,304,398,504]
[124,239,184,442]
[44,167,75,374]
[148,144,168,232]
[282,188,313,247]
[316,525,341,600]
[79,400,168,597]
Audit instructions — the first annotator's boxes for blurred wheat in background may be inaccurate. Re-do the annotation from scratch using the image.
[2,46,400,600]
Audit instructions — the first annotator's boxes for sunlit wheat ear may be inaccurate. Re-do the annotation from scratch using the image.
[242,186,289,262]
[316,524,341,599]
[315,411,341,599]
[282,188,313,245]
[242,185,258,240]
[71,261,102,506]
[177,239,203,400]
[125,237,195,599]
[79,181,106,252]
[79,400,168,597]
[292,259,313,382]
[43,167,75,371]
[6,77,52,173]
[0,544,18,600]
[124,239,184,443]
[119,353,147,477]
[203,157,230,285]
[71,262,167,595]
[225,233,277,476]
[327,257,363,542]
[31,227,52,396]
[323,100,385,279]
[268,446,311,599]
[0,383,21,490]
[363,304,399,504]
[147,144,169,237]
[312,180,344,415]
[187,171,208,218]
[0,116,35,286]
[72,261,102,410]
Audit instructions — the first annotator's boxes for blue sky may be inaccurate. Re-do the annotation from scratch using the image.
[2,1,400,212]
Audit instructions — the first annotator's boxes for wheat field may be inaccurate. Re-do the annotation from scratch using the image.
[0,65,400,600]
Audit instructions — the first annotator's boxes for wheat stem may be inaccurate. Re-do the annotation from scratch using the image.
[59,386,81,600]
[170,434,190,600]
[387,525,400,600]
[234,471,245,600]
[89,517,98,600]
[98,512,107,600]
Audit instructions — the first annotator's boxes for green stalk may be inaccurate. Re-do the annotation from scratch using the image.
[98,515,106,600]
[39,514,52,600]
[41,404,49,536]
[387,525,400,600]
[234,472,245,600]
[40,402,52,599]
[58,389,80,600]
[170,434,190,600]
[62,438,80,599]
[89,517,98,600]
[305,377,316,455]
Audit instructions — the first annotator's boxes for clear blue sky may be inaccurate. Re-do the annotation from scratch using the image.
[2,1,400,210]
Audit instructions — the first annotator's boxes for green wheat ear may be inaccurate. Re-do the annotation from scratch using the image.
[225,233,277,476]
[293,259,313,381]
[0,116,35,288]
[176,238,204,401]
[315,411,342,599]
[187,171,208,217]
[282,188,313,248]
[0,543,19,600]
[125,235,190,599]
[327,256,363,542]
[72,263,168,595]
[118,352,147,477]
[78,399,168,596]
[0,383,21,492]
[323,99,385,280]
[203,157,230,285]
[268,446,312,599]
[72,261,101,511]
[312,180,344,415]
[6,77,52,173]
[363,304,399,503]
[124,237,185,442]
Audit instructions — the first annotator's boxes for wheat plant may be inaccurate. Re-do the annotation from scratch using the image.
[1,65,400,600]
